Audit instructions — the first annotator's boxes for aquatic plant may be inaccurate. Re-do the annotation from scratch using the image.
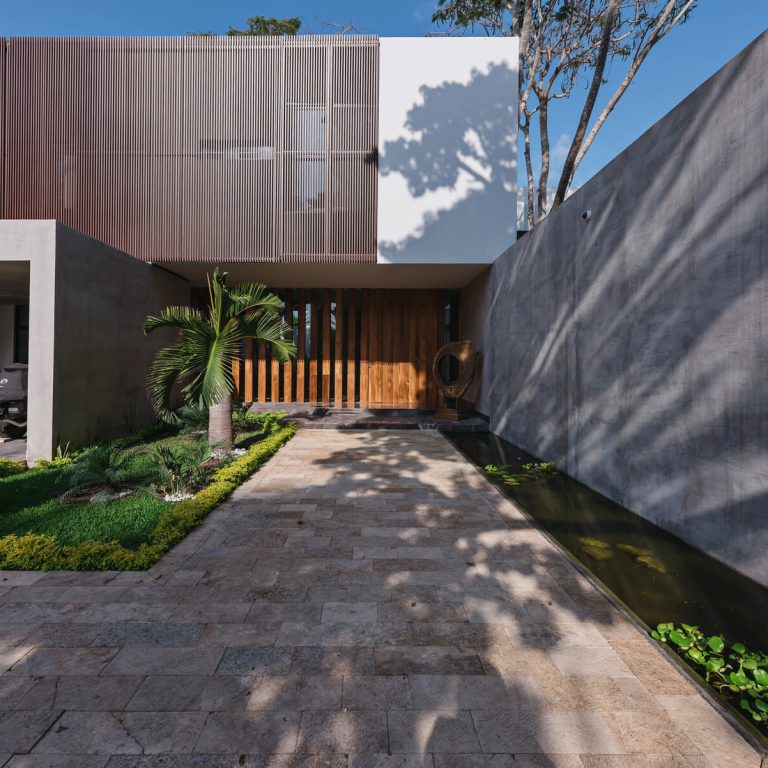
[577,536,666,573]
[578,536,614,561]
[483,464,521,485]
[652,623,768,730]
[522,460,557,475]
[483,459,557,486]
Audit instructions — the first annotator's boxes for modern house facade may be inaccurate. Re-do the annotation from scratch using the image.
[2,29,765,587]
[0,34,518,459]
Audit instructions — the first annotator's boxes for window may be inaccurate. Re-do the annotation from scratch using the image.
[198,140,275,161]
[14,305,29,364]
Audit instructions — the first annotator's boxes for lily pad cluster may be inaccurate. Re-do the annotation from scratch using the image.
[652,623,768,730]
[483,460,557,486]
[577,536,666,573]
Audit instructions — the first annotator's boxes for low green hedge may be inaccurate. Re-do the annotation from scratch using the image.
[0,458,27,479]
[0,424,295,571]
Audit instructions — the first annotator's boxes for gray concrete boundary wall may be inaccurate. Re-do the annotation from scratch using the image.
[0,221,189,461]
[462,31,768,586]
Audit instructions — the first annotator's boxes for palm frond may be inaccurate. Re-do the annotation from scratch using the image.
[144,270,296,432]
[237,313,296,362]
[146,343,192,423]
[207,269,230,334]
[228,282,283,317]
[143,306,206,335]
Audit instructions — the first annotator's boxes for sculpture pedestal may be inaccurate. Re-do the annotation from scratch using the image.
[435,397,467,421]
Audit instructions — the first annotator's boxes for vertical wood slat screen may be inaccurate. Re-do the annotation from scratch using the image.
[2,36,378,265]
[236,289,447,409]
[0,40,5,219]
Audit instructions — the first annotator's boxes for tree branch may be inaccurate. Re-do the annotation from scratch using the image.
[552,0,619,207]
[572,0,695,174]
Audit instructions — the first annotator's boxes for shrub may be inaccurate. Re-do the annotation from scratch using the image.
[151,438,214,495]
[0,458,26,478]
[232,408,286,435]
[0,423,295,571]
[0,534,64,570]
[34,457,74,470]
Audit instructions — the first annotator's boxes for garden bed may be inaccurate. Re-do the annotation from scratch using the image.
[0,415,295,571]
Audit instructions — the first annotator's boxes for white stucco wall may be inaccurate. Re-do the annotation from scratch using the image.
[377,37,518,265]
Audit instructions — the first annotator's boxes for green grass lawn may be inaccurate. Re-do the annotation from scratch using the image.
[0,493,172,548]
[0,465,172,548]
[0,419,279,552]
[0,467,71,515]
[0,434,179,549]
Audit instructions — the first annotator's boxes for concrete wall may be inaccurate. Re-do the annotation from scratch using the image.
[459,267,491,411]
[51,225,189,454]
[377,38,518,265]
[0,221,189,460]
[463,31,768,586]
[0,305,14,368]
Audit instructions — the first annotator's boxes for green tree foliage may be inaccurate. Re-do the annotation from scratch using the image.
[190,15,301,37]
[143,270,295,450]
[433,0,697,226]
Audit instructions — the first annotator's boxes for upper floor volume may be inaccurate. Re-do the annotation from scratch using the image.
[0,35,518,267]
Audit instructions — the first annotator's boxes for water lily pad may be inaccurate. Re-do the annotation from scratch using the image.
[669,629,691,647]
[754,668,768,686]
[707,635,725,653]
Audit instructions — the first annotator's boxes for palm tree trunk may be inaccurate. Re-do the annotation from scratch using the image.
[208,395,233,450]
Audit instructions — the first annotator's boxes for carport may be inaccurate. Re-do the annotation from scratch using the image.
[0,220,188,462]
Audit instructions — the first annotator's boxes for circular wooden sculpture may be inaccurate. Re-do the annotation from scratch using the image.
[432,340,479,404]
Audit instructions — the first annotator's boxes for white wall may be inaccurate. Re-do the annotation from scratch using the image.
[377,37,518,265]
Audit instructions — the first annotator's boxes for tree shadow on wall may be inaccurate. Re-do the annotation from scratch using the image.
[485,38,768,584]
[378,63,518,263]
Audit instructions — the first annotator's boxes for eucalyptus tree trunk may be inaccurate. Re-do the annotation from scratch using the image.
[208,395,233,450]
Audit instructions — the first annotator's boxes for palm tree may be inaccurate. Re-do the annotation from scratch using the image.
[143,269,295,449]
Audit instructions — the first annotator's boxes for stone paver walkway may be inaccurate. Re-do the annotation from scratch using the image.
[0,430,763,767]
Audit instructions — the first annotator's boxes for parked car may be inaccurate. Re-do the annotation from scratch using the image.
[0,363,28,439]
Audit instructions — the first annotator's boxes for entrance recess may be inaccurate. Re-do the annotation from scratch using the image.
[234,288,458,409]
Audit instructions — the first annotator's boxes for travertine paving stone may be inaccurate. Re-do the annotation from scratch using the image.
[0,430,762,766]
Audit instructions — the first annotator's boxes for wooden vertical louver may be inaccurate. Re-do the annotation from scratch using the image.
[0,39,6,219]
[2,36,379,264]
[240,289,448,409]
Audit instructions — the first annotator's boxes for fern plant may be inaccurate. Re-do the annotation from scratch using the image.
[62,444,160,504]
[174,404,210,434]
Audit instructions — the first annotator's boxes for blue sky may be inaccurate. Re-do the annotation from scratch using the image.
[3,1,767,189]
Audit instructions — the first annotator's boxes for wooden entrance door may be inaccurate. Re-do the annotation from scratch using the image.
[361,289,444,409]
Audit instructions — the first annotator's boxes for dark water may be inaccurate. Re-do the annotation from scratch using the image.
[447,432,768,651]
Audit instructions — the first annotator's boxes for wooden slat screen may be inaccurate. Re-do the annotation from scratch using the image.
[236,289,449,409]
[3,36,378,265]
